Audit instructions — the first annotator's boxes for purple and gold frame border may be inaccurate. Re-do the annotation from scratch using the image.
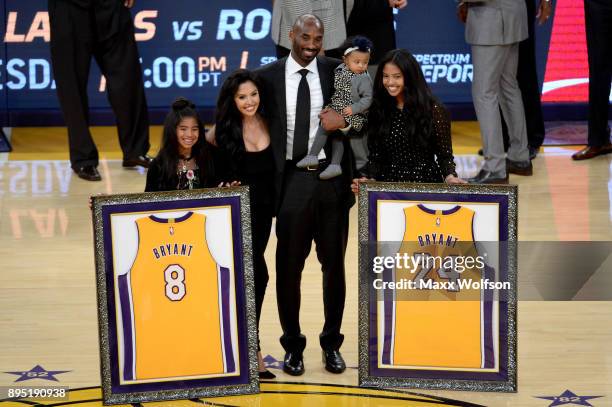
[91,187,258,405]
[357,182,518,393]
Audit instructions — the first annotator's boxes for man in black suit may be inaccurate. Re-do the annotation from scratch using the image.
[346,0,406,68]
[571,0,612,160]
[346,0,407,174]
[48,0,152,181]
[507,0,551,160]
[256,14,355,376]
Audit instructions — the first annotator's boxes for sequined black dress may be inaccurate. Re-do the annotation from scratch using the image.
[368,103,457,183]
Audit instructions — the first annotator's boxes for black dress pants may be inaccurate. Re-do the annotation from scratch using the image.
[584,0,612,146]
[251,198,273,351]
[48,0,149,168]
[502,0,546,150]
[275,163,349,354]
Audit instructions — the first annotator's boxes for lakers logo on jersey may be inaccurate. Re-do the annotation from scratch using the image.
[117,212,237,382]
[380,204,495,370]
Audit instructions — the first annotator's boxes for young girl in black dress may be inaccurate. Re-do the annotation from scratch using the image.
[208,69,276,379]
[145,98,220,192]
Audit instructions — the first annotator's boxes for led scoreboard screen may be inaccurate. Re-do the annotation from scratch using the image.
[1,0,278,112]
[0,0,605,124]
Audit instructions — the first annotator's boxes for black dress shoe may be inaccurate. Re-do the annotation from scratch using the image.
[506,158,533,176]
[74,165,101,181]
[468,169,508,184]
[528,146,539,160]
[571,144,612,161]
[283,352,304,376]
[322,350,346,374]
[258,370,276,379]
[122,154,153,168]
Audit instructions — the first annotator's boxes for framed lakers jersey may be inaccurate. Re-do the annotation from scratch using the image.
[91,187,259,404]
[357,182,518,393]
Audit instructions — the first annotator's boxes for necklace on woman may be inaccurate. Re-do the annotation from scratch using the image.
[178,155,193,171]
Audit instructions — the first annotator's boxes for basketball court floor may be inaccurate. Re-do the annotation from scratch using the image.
[1,123,611,406]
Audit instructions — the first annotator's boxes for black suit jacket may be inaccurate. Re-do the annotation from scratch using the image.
[347,0,396,65]
[255,56,357,214]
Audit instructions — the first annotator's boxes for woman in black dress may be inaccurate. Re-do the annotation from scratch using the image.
[208,69,276,379]
[145,98,220,192]
[353,49,466,190]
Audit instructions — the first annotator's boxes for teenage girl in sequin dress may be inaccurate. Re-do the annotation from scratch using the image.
[352,49,467,191]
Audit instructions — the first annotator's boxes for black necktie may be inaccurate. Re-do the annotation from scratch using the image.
[293,69,311,160]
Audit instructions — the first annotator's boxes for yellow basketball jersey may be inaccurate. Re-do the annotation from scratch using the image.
[122,212,232,380]
[388,205,484,369]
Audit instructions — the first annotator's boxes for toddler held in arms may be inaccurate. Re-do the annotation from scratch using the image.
[296,36,373,179]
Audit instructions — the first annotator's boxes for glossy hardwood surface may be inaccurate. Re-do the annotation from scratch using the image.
[0,125,611,406]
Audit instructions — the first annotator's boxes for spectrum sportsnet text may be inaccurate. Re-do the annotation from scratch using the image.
[414,53,473,84]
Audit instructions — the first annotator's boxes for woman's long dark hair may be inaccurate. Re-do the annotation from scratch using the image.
[369,49,438,150]
[156,97,214,186]
[214,69,266,171]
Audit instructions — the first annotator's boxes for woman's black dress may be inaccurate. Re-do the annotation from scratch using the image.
[215,142,275,345]
[235,145,275,328]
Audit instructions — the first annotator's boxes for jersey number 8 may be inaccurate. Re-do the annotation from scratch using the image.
[164,264,186,301]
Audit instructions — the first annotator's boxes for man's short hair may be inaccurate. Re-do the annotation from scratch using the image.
[292,13,324,32]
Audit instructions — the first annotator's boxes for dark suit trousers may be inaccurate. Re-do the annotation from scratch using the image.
[48,0,149,168]
[276,164,349,353]
[502,0,545,150]
[585,0,612,146]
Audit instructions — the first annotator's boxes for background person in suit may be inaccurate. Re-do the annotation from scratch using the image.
[571,0,612,160]
[48,0,152,181]
[346,0,406,73]
[346,0,407,176]
[256,14,355,377]
[459,0,533,184]
[271,0,353,59]
[498,0,552,160]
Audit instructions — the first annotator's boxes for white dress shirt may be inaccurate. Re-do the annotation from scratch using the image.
[285,54,326,160]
